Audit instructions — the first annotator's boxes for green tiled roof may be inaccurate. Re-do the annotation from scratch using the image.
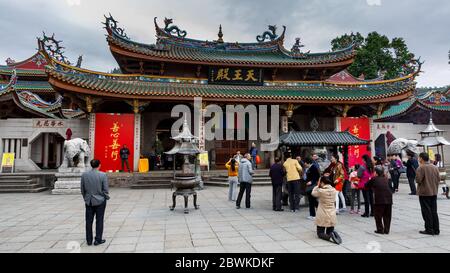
[109,34,355,67]
[376,87,450,120]
[46,64,416,102]
[377,100,416,119]
[280,131,369,146]
[107,20,356,67]
[0,66,47,77]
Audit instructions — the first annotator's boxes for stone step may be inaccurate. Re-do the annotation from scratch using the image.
[130,184,172,189]
[0,179,36,184]
[0,184,42,190]
[134,180,172,185]
[214,174,269,179]
[135,178,172,183]
[0,173,31,180]
[0,176,33,180]
[0,187,48,193]
[209,177,271,182]
[204,181,271,187]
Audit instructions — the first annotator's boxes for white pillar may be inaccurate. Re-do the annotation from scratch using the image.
[56,142,62,167]
[43,133,49,169]
[15,139,21,159]
[134,114,141,172]
[369,118,375,156]
[88,113,96,159]
[6,139,10,153]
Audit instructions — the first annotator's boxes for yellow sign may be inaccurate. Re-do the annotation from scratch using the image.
[199,153,209,167]
[1,153,15,173]
[138,158,149,173]
[428,149,435,162]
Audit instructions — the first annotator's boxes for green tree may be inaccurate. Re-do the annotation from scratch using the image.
[331,32,415,80]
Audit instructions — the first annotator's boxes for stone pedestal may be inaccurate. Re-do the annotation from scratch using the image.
[52,168,85,195]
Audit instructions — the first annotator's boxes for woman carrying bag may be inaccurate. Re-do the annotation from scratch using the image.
[225,158,239,201]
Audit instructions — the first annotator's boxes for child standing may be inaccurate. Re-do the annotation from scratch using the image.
[349,164,361,214]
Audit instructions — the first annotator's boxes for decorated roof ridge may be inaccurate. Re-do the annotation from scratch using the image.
[37,33,83,68]
[17,90,63,110]
[108,33,356,67]
[104,14,286,52]
[326,69,367,83]
[0,67,47,77]
[12,92,58,118]
[279,42,356,59]
[0,69,60,107]
[104,13,357,65]
[375,95,450,120]
[3,51,49,71]
[153,17,286,50]
[0,72,58,118]
[0,69,18,95]
[46,57,418,89]
[45,63,415,103]
[416,85,450,100]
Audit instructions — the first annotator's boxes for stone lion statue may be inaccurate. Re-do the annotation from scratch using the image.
[387,138,420,156]
[59,138,91,171]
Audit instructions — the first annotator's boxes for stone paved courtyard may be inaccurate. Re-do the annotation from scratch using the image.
[1,185,450,253]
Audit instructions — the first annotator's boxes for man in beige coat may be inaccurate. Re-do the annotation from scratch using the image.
[416,152,441,235]
[312,176,342,244]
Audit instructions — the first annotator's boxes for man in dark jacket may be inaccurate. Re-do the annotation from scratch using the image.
[304,157,320,219]
[416,152,441,236]
[366,166,393,234]
[120,144,131,172]
[405,152,419,195]
[81,159,110,246]
[269,157,285,211]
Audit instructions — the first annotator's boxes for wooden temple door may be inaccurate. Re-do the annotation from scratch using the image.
[215,140,249,168]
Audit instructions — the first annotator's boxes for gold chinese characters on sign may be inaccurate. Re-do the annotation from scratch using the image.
[351,124,361,159]
[106,122,121,161]
[209,67,263,86]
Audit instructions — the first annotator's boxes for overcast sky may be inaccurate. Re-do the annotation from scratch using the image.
[0,0,449,87]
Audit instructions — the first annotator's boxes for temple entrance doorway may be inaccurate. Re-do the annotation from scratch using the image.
[30,132,65,169]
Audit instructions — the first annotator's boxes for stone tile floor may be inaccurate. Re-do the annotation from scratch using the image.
[1,186,450,253]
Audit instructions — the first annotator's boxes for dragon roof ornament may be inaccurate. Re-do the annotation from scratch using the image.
[256,25,286,43]
[154,17,187,38]
[38,32,71,65]
[103,13,129,40]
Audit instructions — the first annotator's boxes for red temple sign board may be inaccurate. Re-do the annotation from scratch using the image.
[340,117,371,168]
[94,113,135,172]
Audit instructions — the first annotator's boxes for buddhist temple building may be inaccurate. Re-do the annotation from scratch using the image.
[2,14,424,172]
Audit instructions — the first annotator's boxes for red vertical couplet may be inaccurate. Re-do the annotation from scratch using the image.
[340,117,371,167]
[94,113,135,172]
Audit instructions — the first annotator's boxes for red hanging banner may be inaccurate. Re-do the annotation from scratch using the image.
[340,117,371,168]
[94,113,135,172]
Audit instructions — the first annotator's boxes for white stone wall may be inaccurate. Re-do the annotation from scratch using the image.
[0,118,89,172]
[372,121,450,162]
